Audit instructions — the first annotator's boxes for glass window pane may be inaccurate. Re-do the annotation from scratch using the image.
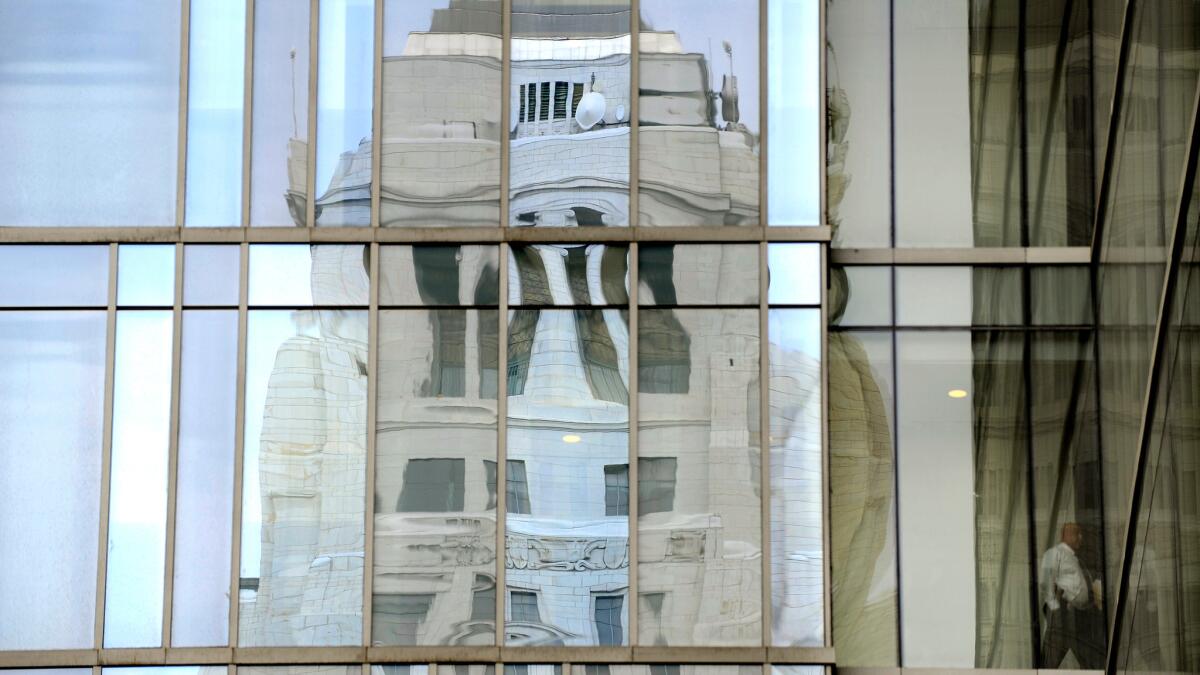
[1032,265,1093,326]
[250,0,310,227]
[637,308,760,645]
[184,245,241,306]
[0,246,109,307]
[639,0,759,227]
[825,0,891,247]
[172,310,238,647]
[379,246,500,307]
[240,309,367,646]
[895,267,973,326]
[0,1,180,226]
[240,669,357,675]
[831,266,891,327]
[0,312,105,650]
[315,0,374,227]
[767,244,820,305]
[767,0,819,227]
[381,0,501,228]
[829,330,897,666]
[185,0,247,227]
[105,311,175,648]
[248,245,369,306]
[104,669,227,675]
[374,309,498,646]
[638,245,758,306]
[511,245,628,306]
[769,309,823,646]
[118,245,176,307]
[510,1,631,228]
[371,667,430,675]
[506,309,629,646]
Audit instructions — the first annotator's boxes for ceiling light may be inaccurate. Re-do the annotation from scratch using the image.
[947,389,969,399]
[562,434,582,444]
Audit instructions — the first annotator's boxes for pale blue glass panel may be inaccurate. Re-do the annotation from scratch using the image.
[184,245,241,306]
[185,0,247,227]
[104,311,175,648]
[0,312,105,650]
[248,244,369,306]
[250,0,310,227]
[767,243,820,305]
[767,0,820,226]
[118,245,176,307]
[240,310,367,646]
[172,310,238,646]
[104,668,228,675]
[769,309,824,646]
[315,0,374,227]
[0,1,180,226]
[0,246,109,307]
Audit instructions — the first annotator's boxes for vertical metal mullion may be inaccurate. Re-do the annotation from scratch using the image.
[177,0,192,229]
[820,244,832,647]
[370,0,382,229]
[94,243,120,649]
[162,243,186,647]
[497,242,510,645]
[500,0,511,230]
[364,242,380,644]
[229,242,250,646]
[241,0,256,228]
[305,0,319,229]
[759,241,771,648]
[629,0,639,229]
[886,0,903,662]
[1105,64,1200,675]
[628,242,639,646]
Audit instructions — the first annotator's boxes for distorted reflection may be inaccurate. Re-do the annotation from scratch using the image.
[572,668,763,675]
[379,246,499,307]
[638,245,757,306]
[240,248,369,646]
[509,0,631,227]
[769,310,823,646]
[381,0,501,227]
[506,271,629,646]
[374,304,499,645]
[510,245,629,306]
[638,0,759,226]
[638,308,761,645]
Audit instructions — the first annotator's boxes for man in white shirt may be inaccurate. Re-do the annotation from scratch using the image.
[1040,522,1105,668]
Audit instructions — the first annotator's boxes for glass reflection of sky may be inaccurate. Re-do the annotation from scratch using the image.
[768,243,821,306]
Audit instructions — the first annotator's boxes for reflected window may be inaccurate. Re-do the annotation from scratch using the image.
[471,574,496,622]
[510,590,541,623]
[374,593,435,645]
[507,460,532,515]
[594,595,624,645]
[638,457,676,515]
[397,458,466,512]
[604,464,630,516]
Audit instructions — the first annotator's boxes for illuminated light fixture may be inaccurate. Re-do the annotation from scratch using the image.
[947,389,969,399]
[562,434,582,444]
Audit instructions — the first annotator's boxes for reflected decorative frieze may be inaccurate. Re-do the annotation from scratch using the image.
[505,534,630,571]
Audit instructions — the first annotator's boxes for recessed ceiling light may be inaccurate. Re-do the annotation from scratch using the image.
[947,389,969,399]
[562,434,582,444]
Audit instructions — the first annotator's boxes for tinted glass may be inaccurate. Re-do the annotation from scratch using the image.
[172,310,238,646]
[117,245,176,307]
[638,245,758,306]
[240,309,367,646]
[830,266,891,327]
[0,312,106,650]
[769,309,823,646]
[768,0,819,226]
[381,0,501,228]
[184,245,241,306]
[637,308,760,645]
[895,267,973,326]
[511,245,628,306]
[105,311,175,647]
[510,0,631,227]
[379,246,499,306]
[185,0,246,227]
[639,0,759,226]
[248,245,369,306]
[0,1,180,226]
[250,0,310,227]
[374,309,499,645]
[506,309,630,646]
[0,246,109,307]
[315,0,374,227]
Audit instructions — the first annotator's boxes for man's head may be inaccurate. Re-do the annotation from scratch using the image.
[1061,522,1084,550]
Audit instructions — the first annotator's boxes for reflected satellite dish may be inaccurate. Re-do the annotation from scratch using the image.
[575,91,606,130]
